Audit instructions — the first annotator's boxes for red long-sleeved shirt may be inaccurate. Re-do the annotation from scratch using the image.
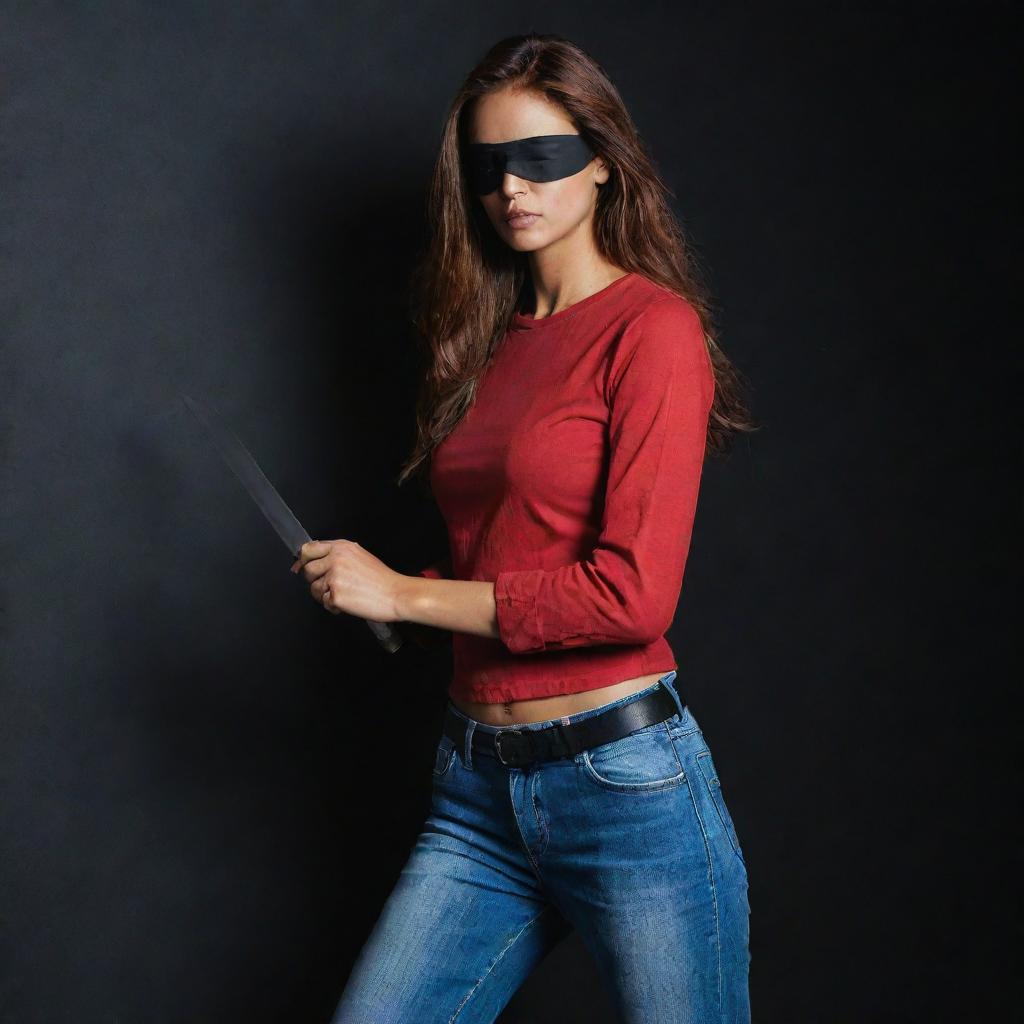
[416,271,715,704]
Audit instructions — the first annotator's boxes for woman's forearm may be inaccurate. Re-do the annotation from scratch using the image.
[395,576,500,641]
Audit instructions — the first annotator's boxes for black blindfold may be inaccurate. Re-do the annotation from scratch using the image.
[463,134,596,196]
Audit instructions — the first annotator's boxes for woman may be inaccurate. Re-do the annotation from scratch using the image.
[295,32,757,1024]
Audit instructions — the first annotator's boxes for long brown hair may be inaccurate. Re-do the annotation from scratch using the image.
[397,32,758,491]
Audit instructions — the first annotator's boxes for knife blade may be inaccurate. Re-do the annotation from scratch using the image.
[180,390,403,653]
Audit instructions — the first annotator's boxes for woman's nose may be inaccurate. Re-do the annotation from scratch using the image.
[500,172,530,196]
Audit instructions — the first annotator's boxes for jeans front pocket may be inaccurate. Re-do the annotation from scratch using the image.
[579,721,687,793]
[433,734,457,779]
[695,748,745,863]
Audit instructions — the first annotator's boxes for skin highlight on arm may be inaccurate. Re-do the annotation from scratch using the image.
[394,575,500,642]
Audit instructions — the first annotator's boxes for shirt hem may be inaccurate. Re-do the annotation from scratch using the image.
[447,660,679,705]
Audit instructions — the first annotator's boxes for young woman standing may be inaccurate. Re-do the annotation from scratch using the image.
[295,32,757,1024]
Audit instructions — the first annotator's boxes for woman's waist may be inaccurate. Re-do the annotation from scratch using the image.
[450,670,674,726]
[446,638,677,725]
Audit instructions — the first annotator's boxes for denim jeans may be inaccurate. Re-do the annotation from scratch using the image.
[330,670,750,1023]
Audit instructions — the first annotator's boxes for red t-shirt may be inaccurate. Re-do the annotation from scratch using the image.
[417,271,715,705]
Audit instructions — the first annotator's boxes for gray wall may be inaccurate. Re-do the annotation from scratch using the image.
[1,3,1016,1021]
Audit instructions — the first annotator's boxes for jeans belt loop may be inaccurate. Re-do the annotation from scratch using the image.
[463,719,476,770]
[660,671,685,721]
[494,728,522,767]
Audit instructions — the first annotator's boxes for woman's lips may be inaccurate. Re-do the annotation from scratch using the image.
[506,213,540,229]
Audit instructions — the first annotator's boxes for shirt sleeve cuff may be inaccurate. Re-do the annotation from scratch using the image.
[494,569,547,654]
[416,557,450,580]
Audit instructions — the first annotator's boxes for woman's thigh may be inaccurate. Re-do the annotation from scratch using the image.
[537,707,751,1023]
[330,735,570,1024]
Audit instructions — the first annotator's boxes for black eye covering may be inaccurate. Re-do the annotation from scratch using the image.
[463,134,596,195]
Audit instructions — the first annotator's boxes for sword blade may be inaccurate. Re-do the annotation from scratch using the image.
[180,391,310,557]
[179,390,404,654]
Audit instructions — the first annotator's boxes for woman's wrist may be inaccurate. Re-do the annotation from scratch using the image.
[394,573,433,624]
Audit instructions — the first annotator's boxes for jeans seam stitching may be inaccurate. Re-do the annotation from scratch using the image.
[508,773,545,879]
[671,726,701,738]
[531,773,549,860]
[685,760,723,1013]
[697,752,744,863]
[582,757,687,792]
[448,906,551,1023]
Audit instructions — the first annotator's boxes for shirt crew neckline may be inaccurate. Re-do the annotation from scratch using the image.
[511,271,637,330]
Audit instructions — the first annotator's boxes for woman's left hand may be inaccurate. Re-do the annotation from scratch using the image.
[290,539,404,622]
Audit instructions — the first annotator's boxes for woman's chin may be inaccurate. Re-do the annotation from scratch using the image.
[501,227,551,252]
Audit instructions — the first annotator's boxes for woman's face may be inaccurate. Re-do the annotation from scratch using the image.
[466,87,609,253]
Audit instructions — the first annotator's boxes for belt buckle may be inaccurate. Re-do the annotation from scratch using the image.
[494,728,524,767]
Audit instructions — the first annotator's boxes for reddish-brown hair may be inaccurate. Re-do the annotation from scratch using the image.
[397,32,757,491]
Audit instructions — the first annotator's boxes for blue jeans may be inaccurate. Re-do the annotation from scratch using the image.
[330,670,750,1023]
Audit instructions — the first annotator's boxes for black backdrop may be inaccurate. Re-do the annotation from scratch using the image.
[1,4,1017,1022]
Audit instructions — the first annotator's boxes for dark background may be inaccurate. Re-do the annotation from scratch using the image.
[1,3,1018,1022]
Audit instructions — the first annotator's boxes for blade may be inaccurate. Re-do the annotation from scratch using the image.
[180,391,311,557]
[179,389,405,654]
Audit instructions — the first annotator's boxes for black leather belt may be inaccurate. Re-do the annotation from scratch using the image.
[443,682,681,768]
